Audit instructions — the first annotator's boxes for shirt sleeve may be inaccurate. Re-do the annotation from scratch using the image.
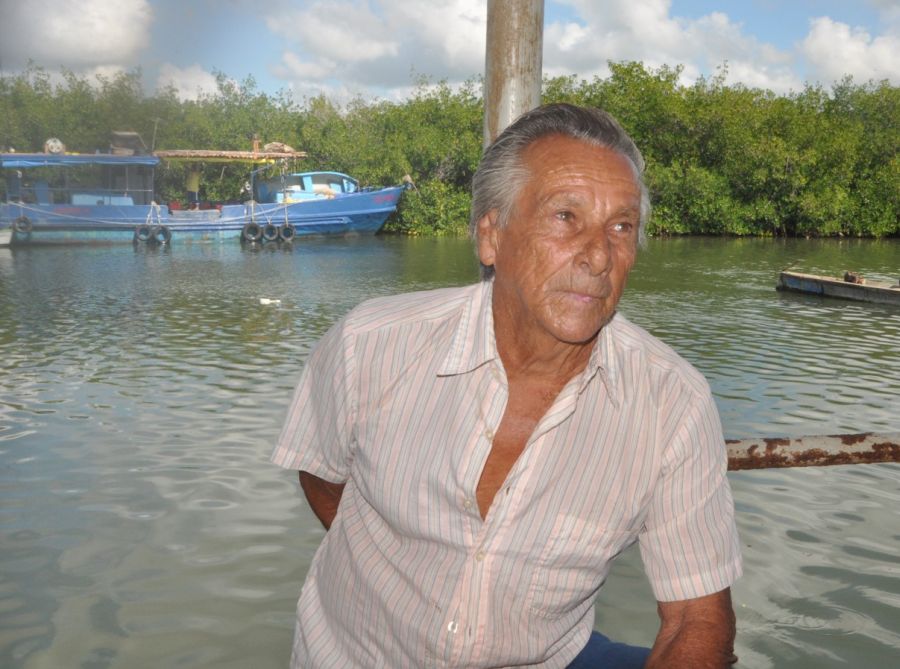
[270,315,357,482]
[638,386,743,602]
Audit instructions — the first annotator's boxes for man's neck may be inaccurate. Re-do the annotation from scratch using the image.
[492,309,598,384]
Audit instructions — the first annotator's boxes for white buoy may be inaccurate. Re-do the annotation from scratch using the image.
[259,298,281,306]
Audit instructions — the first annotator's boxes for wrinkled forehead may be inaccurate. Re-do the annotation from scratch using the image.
[518,135,642,199]
[522,134,639,180]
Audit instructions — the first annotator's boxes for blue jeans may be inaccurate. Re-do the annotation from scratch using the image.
[566,631,651,668]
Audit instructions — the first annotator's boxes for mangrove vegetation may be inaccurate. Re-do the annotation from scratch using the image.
[1,62,897,237]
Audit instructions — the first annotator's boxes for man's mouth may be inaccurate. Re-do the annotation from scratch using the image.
[560,288,609,303]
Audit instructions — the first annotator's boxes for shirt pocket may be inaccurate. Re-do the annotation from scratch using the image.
[528,514,634,619]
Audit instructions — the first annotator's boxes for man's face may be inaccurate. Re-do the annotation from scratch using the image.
[479,134,641,347]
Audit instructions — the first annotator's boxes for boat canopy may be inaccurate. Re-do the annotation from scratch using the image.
[0,153,160,169]
[154,149,306,164]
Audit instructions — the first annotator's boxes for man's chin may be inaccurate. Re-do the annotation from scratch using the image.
[549,314,615,346]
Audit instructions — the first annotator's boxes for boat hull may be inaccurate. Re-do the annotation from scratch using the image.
[0,186,405,246]
[777,271,900,306]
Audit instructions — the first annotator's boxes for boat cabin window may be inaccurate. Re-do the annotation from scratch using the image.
[33,181,52,204]
[2,163,155,205]
[255,171,360,203]
[301,173,358,194]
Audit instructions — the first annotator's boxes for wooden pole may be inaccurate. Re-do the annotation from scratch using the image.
[726,432,900,470]
[483,0,544,147]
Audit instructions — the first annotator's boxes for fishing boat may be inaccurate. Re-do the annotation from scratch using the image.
[1,136,407,247]
[776,270,900,306]
[154,149,408,244]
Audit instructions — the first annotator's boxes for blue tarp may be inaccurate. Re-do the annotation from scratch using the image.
[0,153,159,169]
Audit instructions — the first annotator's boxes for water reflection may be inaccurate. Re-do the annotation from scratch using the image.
[622,238,900,437]
[0,237,898,668]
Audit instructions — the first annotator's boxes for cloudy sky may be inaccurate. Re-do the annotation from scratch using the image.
[0,0,897,102]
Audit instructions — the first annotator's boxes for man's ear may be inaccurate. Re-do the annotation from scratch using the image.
[476,210,500,268]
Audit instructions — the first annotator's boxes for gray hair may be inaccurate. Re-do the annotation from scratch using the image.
[469,103,650,278]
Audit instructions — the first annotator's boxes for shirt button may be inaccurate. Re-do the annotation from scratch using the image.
[475,550,485,561]
[484,428,494,441]
[447,620,459,633]
[463,498,473,509]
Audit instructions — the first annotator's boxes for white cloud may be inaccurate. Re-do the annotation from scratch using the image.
[684,13,800,91]
[722,60,800,93]
[389,0,484,70]
[555,22,590,52]
[867,0,900,21]
[156,63,220,100]
[274,52,337,81]
[801,16,900,84]
[545,0,684,66]
[265,0,811,100]
[543,0,801,93]
[0,0,152,70]
[266,1,399,64]
[85,64,131,82]
[266,0,485,98]
[296,0,893,97]
[3,0,896,104]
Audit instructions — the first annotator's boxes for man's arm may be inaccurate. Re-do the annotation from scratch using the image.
[299,471,346,530]
[645,588,737,669]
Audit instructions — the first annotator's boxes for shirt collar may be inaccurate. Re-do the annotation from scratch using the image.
[579,313,623,408]
[438,282,625,407]
[437,280,497,376]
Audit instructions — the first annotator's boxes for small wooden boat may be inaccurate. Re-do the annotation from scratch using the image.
[776,270,900,306]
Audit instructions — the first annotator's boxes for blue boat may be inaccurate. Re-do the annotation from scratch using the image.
[0,144,407,247]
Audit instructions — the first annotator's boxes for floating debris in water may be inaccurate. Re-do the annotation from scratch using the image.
[259,298,281,306]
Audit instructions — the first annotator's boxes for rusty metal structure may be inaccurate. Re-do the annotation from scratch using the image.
[483,0,544,146]
[726,432,900,470]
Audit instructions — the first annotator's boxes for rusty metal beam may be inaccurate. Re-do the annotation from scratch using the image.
[726,432,900,470]
[483,0,544,147]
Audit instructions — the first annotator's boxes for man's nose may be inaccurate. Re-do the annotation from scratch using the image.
[575,231,611,275]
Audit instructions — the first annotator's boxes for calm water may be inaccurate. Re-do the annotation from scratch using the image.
[1,236,898,668]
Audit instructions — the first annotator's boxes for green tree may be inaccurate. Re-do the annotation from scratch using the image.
[1,62,896,238]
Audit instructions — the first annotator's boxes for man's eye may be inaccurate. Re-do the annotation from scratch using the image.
[555,211,573,222]
[612,221,634,233]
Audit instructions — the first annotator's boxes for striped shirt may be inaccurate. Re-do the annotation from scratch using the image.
[272,280,742,668]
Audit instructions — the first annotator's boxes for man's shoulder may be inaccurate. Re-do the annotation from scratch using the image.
[344,282,481,335]
[609,313,711,396]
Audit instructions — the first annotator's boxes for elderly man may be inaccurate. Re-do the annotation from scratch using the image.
[272,103,742,668]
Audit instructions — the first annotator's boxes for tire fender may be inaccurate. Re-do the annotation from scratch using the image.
[13,216,32,235]
[152,225,171,244]
[242,221,262,242]
[279,223,296,241]
[262,223,279,242]
[134,224,152,243]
